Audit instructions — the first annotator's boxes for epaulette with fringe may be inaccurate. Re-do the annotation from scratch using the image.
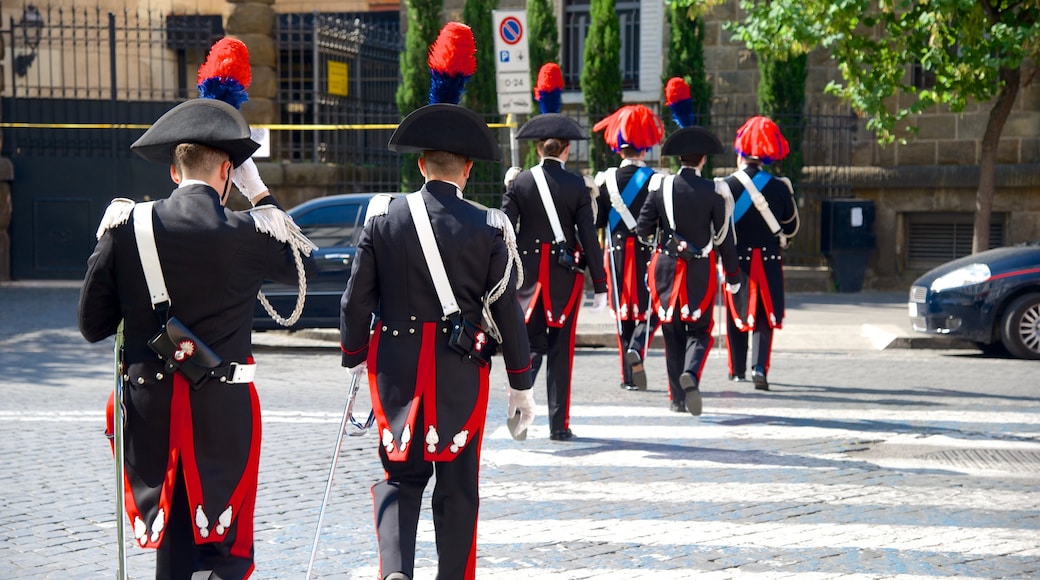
[247,205,318,255]
[95,198,136,240]
[364,194,395,226]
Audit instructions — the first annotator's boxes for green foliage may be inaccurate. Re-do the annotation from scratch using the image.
[461,0,502,194]
[728,0,1040,145]
[582,0,623,172]
[758,52,807,185]
[396,0,444,191]
[525,0,561,168]
[664,5,713,172]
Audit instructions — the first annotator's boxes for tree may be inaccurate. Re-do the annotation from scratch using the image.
[726,0,1040,253]
[664,4,714,172]
[396,0,444,191]
[757,52,807,186]
[461,0,501,203]
[525,0,561,168]
[581,0,623,172]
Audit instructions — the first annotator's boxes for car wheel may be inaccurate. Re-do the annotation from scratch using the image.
[1000,293,1040,360]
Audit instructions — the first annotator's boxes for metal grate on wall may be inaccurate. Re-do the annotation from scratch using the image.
[906,212,1006,269]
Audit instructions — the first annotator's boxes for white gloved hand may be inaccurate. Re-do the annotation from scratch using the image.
[503,166,522,187]
[506,387,536,440]
[725,282,741,295]
[232,158,268,204]
[588,292,608,313]
[347,361,368,377]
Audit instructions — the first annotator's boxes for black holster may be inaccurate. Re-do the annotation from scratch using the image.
[556,242,585,273]
[147,316,223,387]
[448,313,496,367]
[665,233,697,261]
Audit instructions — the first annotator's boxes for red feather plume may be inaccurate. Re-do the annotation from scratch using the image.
[665,77,691,107]
[197,37,251,89]
[535,63,564,99]
[428,22,476,77]
[592,105,664,151]
[734,116,790,163]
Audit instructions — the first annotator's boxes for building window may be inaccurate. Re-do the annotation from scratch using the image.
[911,62,936,90]
[906,212,1005,269]
[562,0,641,91]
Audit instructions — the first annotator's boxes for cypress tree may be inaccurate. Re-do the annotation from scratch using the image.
[461,0,502,206]
[581,0,623,172]
[524,0,560,168]
[396,0,444,191]
[757,53,807,185]
[664,4,712,171]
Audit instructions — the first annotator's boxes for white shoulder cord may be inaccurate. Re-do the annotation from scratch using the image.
[529,165,567,245]
[249,206,317,327]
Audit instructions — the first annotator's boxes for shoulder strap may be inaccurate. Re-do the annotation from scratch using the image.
[732,170,783,237]
[131,202,170,310]
[662,175,677,232]
[406,192,460,318]
[530,165,567,244]
[606,166,652,232]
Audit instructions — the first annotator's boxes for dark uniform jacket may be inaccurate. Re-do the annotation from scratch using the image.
[79,184,313,551]
[722,166,798,329]
[339,180,532,463]
[502,158,608,327]
[637,167,739,323]
[595,162,656,321]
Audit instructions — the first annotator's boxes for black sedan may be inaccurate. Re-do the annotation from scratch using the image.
[908,241,1040,359]
[253,193,391,331]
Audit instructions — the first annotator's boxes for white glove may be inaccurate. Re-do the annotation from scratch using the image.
[506,387,536,440]
[725,282,741,294]
[347,361,368,377]
[232,158,268,204]
[588,292,608,313]
[503,166,522,187]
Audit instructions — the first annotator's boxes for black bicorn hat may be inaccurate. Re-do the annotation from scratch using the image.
[515,113,589,141]
[131,99,260,168]
[388,103,501,162]
[660,126,725,157]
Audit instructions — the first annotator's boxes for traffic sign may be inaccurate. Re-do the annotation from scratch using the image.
[493,10,532,115]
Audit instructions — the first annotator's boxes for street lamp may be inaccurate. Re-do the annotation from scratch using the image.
[15,4,45,77]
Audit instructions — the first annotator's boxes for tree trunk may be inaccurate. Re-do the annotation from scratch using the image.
[973,66,1020,254]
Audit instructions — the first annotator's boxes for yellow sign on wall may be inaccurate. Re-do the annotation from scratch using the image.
[328,61,349,96]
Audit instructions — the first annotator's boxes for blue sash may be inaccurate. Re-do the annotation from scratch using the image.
[732,171,773,223]
[609,166,653,231]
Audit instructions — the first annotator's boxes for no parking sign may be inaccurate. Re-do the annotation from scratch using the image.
[492,10,532,114]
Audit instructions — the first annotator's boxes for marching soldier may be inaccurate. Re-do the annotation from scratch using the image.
[592,104,665,391]
[338,23,534,580]
[636,78,740,416]
[79,94,316,578]
[721,116,800,391]
[502,63,608,441]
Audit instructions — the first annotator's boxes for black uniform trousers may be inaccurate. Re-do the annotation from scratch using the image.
[526,296,580,434]
[371,408,482,580]
[660,316,713,404]
[156,468,253,580]
[726,293,775,378]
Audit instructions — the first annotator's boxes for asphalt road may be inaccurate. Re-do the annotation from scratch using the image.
[1,283,1038,579]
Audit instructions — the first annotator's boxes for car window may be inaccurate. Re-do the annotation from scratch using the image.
[294,203,363,248]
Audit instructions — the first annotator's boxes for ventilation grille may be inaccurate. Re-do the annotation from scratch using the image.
[906,213,1005,269]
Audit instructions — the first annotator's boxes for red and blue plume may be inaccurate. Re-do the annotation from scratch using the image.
[664,77,695,129]
[592,105,664,152]
[197,37,251,110]
[428,22,476,105]
[535,63,564,114]
[734,115,790,164]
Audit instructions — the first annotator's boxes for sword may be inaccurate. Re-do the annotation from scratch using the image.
[113,321,128,580]
[305,371,374,579]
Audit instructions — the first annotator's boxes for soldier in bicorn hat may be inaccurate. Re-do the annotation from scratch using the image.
[593,104,665,391]
[501,62,609,442]
[338,22,533,580]
[637,78,740,416]
[79,38,317,577]
[721,116,800,391]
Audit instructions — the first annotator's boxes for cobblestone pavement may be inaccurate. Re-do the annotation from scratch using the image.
[2,284,1039,579]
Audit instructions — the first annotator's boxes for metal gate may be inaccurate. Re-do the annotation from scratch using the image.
[2,4,217,280]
